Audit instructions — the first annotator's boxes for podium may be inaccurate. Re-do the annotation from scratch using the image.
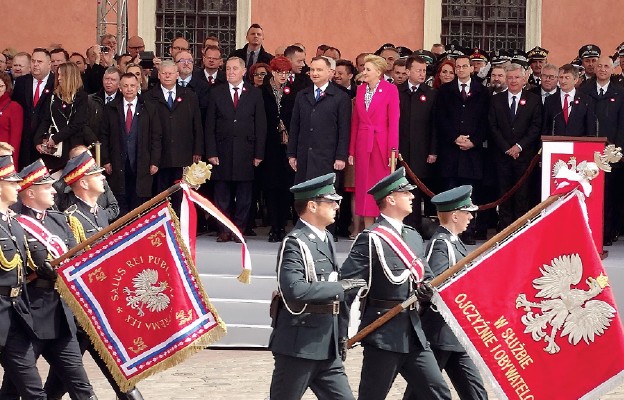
[541,136,607,256]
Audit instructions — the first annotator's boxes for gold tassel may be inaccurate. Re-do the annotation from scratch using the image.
[237,268,251,284]
[0,248,21,272]
[67,215,87,245]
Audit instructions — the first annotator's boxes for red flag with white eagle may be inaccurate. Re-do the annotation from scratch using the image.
[432,191,624,399]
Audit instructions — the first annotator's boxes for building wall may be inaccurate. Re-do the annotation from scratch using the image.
[251,0,426,63]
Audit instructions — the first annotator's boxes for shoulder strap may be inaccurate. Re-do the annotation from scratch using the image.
[16,215,68,258]
[370,225,425,281]
[426,238,456,267]
[276,236,317,315]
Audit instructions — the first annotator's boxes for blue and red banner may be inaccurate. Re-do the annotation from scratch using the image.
[56,202,226,391]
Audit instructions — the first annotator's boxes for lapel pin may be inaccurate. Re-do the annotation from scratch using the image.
[519,99,526,106]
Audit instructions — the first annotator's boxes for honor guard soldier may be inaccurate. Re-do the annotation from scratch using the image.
[578,44,601,83]
[527,46,549,87]
[0,159,98,400]
[269,173,366,400]
[405,186,488,400]
[43,150,145,400]
[0,148,49,400]
[341,167,452,400]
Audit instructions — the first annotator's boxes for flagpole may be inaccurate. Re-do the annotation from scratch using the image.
[50,183,181,267]
[347,192,565,348]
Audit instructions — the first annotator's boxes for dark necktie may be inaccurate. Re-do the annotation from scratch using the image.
[387,77,393,84]
[563,94,570,123]
[461,83,468,101]
[315,88,322,102]
[208,76,214,85]
[411,86,417,93]
[33,80,43,106]
[246,51,254,69]
[106,95,113,104]
[510,95,517,122]
[125,104,133,133]
[233,87,239,108]
[599,88,605,97]
[167,91,174,109]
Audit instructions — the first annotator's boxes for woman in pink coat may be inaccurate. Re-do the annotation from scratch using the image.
[349,54,399,226]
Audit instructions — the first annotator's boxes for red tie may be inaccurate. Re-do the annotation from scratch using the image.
[125,104,133,133]
[208,76,214,85]
[563,94,569,123]
[33,80,43,106]
[233,87,239,108]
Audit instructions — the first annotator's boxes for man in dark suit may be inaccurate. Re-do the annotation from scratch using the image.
[283,45,312,127]
[579,55,624,245]
[175,50,210,125]
[287,56,351,184]
[269,173,365,400]
[435,55,490,244]
[0,159,96,400]
[404,185,487,400]
[205,56,266,242]
[144,60,203,197]
[100,72,162,215]
[12,48,55,167]
[489,63,542,230]
[340,168,451,400]
[198,45,226,87]
[529,63,559,104]
[333,59,356,98]
[398,55,438,232]
[229,23,274,73]
[543,63,596,136]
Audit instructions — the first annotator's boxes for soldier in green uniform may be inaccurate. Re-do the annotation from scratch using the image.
[269,172,365,400]
[341,167,451,400]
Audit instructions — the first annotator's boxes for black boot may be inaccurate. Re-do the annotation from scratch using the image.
[122,388,144,400]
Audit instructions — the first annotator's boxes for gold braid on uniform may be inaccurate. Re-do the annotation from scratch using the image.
[25,244,37,272]
[67,214,87,245]
[0,248,21,271]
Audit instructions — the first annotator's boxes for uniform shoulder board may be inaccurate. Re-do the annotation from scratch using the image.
[64,204,78,215]
[403,225,416,231]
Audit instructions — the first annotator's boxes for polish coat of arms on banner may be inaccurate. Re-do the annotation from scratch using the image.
[56,202,226,391]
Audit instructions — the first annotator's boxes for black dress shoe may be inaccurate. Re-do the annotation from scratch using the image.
[268,232,280,242]
[244,228,257,236]
[232,235,242,243]
[216,233,231,242]
[604,239,613,247]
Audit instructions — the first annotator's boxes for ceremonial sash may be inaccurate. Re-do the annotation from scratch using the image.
[370,225,425,281]
[17,215,68,259]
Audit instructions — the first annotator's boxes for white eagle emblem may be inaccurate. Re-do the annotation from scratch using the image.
[515,254,615,354]
[124,269,170,317]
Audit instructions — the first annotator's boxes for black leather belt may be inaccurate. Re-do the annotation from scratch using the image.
[30,279,55,289]
[0,286,22,298]
[368,298,415,311]
[288,301,340,314]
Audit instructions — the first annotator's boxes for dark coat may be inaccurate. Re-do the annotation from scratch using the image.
[34,90,90,171]
[0,212,34,347]
[340,217,434,353]
[229,44,274,66]
[185,72,211,126]
[144,85,204,168]
[435,79,490,180]
[421,226,468,351]
[281,73,312,131]
[542,89,597,136]
[398,82,438,178]
[19,208,77,340]
[205,82,267,181]
[65,197,110,239]
[268,220,344,360]
[488,89,543,162]
[195,69,227,87]
[579,79,624,148]
[100,97,162,198]
[12,73,55,167]
[287,83,351,184]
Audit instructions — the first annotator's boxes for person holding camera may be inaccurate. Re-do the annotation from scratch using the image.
[34,62,88,172]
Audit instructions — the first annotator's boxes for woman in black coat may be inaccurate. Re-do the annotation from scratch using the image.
[34,62,88,171]
[260,57,295,242]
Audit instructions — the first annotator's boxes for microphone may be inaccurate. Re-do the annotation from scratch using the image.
[577,97,600,137]
[550,102,573,135]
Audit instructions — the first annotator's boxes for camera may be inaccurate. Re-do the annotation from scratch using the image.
[139,51,155,69]
[100,46,110,54]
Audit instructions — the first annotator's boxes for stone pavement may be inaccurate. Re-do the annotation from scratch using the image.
[42,346,624,399]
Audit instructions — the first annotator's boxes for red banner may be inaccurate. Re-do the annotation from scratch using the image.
[56,202,226,391]
[433,192,624,399]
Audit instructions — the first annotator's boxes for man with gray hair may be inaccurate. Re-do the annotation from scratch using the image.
[488,62,542,230]
[530,63,559,104]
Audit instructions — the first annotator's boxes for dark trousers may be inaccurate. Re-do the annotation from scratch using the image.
[604,164,624,242]
[0,316,46,400]
[155,167,183,214]
[1,333,94,399]
[358,345,451,400]
[497,157,531,230]
[214,180,253,232]
[117,163,145,217]
[405,188,424,233]
[270,353,354,400]
[265,182,292,233]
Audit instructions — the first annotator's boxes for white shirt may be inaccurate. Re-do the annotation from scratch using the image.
[458,79,471,95]
[540,88,556,104]
[32,73,51,100]
[229,82,243,101]
[597,81,610,95]
[313,82,330,96]
[178,76,192,87]
[384,74,393,83]
[204,70,218,82]
[299,218,327,242]
[507,90,522,111]
[560,88,576,109]
[380,213,403,234]
[123,97,138,116]
[408,81,420,92]
[160,85,176,102]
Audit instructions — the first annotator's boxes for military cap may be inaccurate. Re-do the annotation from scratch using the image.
[412,49,435,65]
[367,167,416,201]
[0,155,21,182]
[579,44,601,59]
[431,185,478,212]
[375,43,397,56]
[490,49,512,66]
[396,46,413,58]
[527,46,549,61]
[469,48,489,62]
[510,49,529,68]
[18,159,55,191]
[290,173,342,201]
[60,151,104,186]
[617,45,624,57]
[570,57,585,72]
[441,43,465,59]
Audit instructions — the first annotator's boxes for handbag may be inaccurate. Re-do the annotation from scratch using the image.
[278,118,288,145]
[41,96,65,158]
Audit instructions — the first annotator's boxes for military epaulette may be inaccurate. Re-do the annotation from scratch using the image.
[403,225,416,231]
[66,213,86,244]
[64,204,78,216]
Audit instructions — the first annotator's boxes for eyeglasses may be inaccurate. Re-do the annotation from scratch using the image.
[275,71,290,76]
[172,46,190,52]
[253,72,267,77]
[128,46,145,51]
[176,59,194,65]
[542,74,557,80]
